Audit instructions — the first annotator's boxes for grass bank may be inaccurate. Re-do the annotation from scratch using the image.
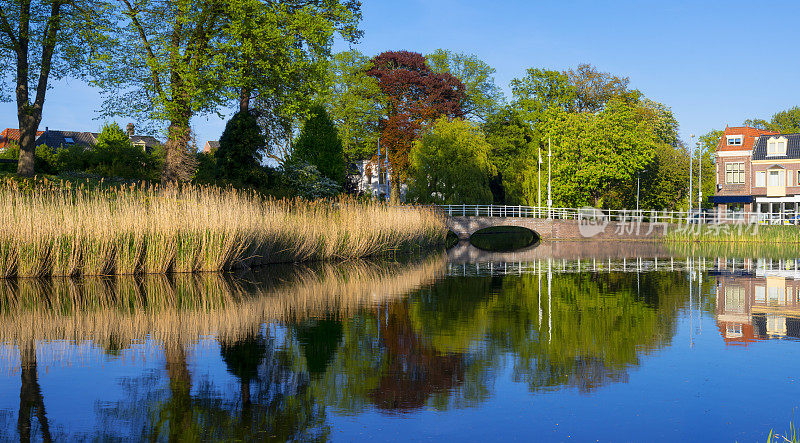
[0,181,447,278]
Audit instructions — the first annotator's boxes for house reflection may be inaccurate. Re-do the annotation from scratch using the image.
[713,258,800,345]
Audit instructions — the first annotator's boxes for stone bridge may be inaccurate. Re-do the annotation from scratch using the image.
[446,216,667,241]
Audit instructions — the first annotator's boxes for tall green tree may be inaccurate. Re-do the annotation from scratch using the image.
[96,0,361,182]
[321,50,384,162]
[291,105,346,185]
[541,98,656,208]
[0,0,109,176]
[426,49,504,122]
[407,117,496,204]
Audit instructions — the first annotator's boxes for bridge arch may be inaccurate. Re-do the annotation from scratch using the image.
[468,225,539,251]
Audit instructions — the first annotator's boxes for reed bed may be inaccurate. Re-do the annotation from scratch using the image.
[666,223,800,245]
[0,180,447,278]
[0,255,446,348]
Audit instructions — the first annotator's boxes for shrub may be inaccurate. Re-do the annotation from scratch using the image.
[281,161,342,199]
[90,123,161,180]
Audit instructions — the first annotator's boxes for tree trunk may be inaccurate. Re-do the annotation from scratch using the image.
[390,179,401,204]
[162,121,197,183]
[18,340,52,443]
[16,112,40,177]
[239,87,251,114]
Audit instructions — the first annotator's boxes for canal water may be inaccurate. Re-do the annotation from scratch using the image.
[1,242,798,441]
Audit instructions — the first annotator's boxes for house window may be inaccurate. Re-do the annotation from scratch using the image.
[768,138,788,156]
[725,162,745,184]
[64,137,74,144]
[725,286,746,313]
[727,135,743,146]
[756,171,766,187]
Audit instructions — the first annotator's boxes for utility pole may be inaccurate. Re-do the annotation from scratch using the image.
[547,137,552,219]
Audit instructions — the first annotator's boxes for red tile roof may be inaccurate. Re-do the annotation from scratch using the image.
[717,126,778,152]
[0,128,44,149]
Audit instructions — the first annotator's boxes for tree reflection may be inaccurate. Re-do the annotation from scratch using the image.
[369,301,466,411]
[17,340,52,443]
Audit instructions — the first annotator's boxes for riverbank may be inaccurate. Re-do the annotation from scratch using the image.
[0,181,447,278]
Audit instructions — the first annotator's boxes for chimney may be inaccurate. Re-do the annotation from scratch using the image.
[126,123,134,137]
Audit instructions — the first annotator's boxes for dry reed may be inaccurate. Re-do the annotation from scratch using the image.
[0,180,447,278]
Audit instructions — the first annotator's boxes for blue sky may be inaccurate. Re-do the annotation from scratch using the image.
[3,0,800,148]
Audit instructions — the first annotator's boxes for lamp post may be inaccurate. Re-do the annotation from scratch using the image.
[697,141,702,217]
[636,169,647,215]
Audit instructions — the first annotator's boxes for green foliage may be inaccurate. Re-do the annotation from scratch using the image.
[90,123,162,180]
[291,105,346,185]
[483,106,538,204]
[280,161,342,200]
[426,49,504,122]
[540,98,656,208]
[744,106,800,133]
[322,51,384,161]
[0,144,58,175]
[407,118,496,204]
[215,110,266,185]
[770,107,800,133]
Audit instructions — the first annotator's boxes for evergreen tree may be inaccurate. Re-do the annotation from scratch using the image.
[291,105,346,185]
[216,110,266,184]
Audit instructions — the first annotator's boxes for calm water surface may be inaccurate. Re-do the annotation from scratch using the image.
[1,242,799,441]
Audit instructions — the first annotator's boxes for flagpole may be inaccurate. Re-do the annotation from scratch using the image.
[538,145,542,217]
[547,137,552,219]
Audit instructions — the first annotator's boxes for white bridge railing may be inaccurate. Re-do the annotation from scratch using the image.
[434,204,800,225]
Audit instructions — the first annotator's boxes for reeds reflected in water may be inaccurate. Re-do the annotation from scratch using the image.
[0,254,447,353]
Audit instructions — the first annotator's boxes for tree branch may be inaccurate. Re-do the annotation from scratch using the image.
[0,6,19,50]
[120,0,164,98]
[33,0,67,110]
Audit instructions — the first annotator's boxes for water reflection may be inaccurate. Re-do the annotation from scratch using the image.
[714,258,800,344]
[1,251,799,440]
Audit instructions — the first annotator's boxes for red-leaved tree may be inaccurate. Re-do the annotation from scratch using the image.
[367,51,465,199]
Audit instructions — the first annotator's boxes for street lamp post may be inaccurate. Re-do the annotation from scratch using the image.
[697,141,702,217]
[636,169,647,216]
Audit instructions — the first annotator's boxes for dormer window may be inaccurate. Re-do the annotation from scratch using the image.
[767,136,788,156]
[727,135,744,146]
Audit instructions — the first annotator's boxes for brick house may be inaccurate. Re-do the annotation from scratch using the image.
[750,133,800,218]
[714,260,800,344]
[0,128,43,150]
[0,124,160,152]
[712,126,777,217]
